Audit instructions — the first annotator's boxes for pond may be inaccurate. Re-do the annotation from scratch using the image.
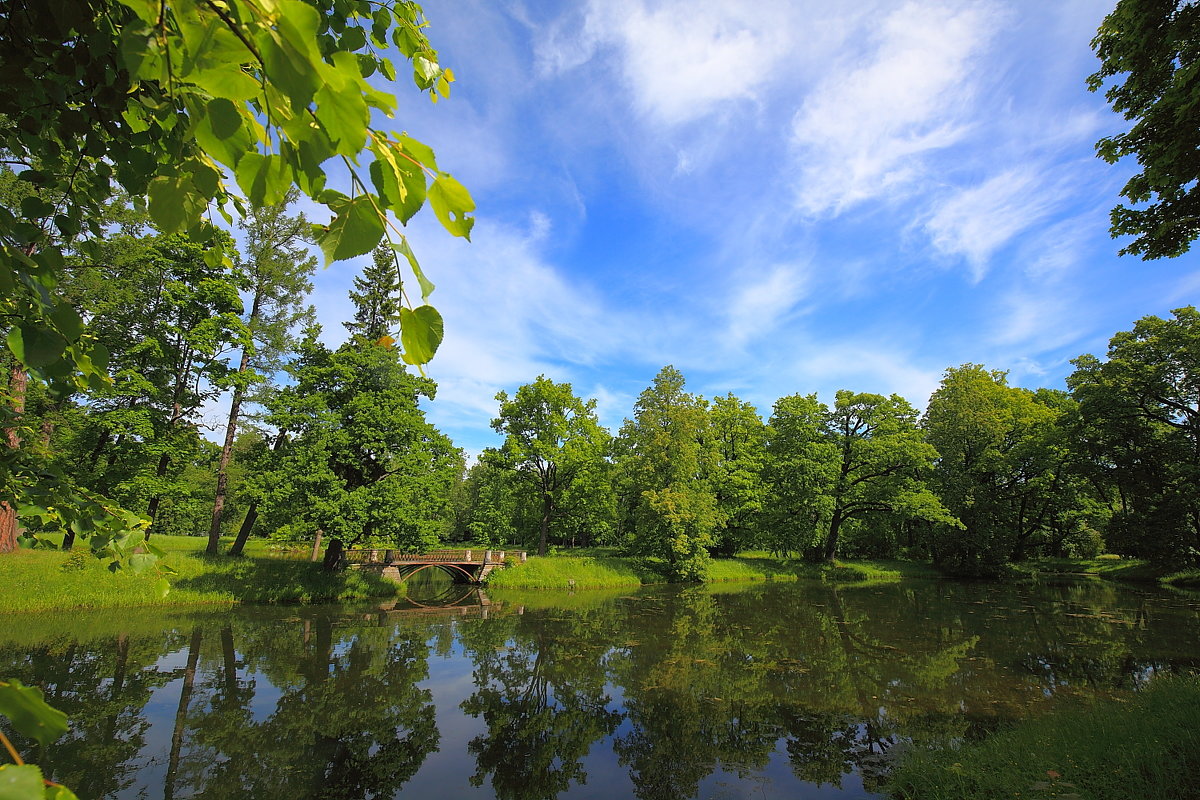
[2,577,1198,799]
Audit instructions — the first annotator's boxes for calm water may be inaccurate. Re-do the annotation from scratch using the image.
[2,577,1198,800]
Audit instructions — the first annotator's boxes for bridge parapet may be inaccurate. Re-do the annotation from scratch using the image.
[337,548,528,583]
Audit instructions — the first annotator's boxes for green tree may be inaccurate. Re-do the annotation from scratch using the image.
[0,0,472,555]
[1089,0,1200,258]
[761,393,837,557]
[488,376,612,556]
[343,245,403,342]
[617,366,721,581]
[924,366,1087,575]
[1068,307,1200,564]
[707,393,767,556]
[819,391,954,562]
[256,331,462,550]
[206,194,316,554]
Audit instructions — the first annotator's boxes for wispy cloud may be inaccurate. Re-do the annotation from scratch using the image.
[790,1,1000,215]
[724,265,809,347]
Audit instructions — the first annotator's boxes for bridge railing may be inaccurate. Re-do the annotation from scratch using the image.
[340,549,528,565]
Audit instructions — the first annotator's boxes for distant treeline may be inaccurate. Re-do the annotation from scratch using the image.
[2,188,1195,578]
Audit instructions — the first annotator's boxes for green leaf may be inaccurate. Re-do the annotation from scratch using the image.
[128,553,156,573]
[399,305,444,365]
[235,153,292,207]
[155,578,172,599]
[49,304,84,343]
[0,764,44,800]
[0,679,68,748]
[314,83,369,157]
[190,64,260,101]
[45,784,81,800]
[398,134,438,171]
[390,238,435,300]
[147,176,204,233]
[7,325,67,369]
[427,174,475,240]
[315,195,385,264]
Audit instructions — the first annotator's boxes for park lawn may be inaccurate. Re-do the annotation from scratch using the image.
[887,674,1200,800]
[2,535,400,614]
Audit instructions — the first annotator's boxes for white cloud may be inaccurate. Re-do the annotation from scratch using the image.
[724,265,809,347]
[924,167,1065,279]
[790,1,999,215]
[549,0,802,127]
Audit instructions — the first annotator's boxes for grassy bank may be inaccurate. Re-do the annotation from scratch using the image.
[2,535,400,613]
[887,674,1200,800]
[484,552,943,589]
[1013,556,1200,588]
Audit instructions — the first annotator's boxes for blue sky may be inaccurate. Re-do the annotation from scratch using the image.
[299,0,1198,457]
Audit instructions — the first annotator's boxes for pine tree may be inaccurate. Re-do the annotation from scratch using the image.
[344,246,402,341]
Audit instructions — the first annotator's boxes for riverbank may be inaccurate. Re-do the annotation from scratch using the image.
[1,538,944,612]
[1010,556,1200,588]
[1,536,401,613]
[887,674,1200,800]
[482,552,943,589]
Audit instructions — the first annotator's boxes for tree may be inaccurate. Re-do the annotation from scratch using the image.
[617,366,721,581]
[924,365,1086,575]
[255,330,462,551]
[761,394,837,557]
[707,393,767,556]
[206,194,316,554]
[1089,0,1200,258]
[1067,307,1200,564]
[0,0,473,556]
[819,392,955,562]
[344,245,403,342]
[488,376,612,556]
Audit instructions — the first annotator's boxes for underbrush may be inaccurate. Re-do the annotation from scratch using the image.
[887,674,1200,800]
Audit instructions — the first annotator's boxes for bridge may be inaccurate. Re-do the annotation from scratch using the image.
[338,548,527,584]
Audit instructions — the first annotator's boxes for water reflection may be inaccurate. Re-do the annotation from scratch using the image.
[1,579,1197,799]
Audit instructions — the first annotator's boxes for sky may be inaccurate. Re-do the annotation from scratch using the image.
[287,0,1199,458]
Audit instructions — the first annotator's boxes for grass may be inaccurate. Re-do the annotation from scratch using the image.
[1,534,400,613]
[887,674,1200,800]
[1013,556,1200,587]
[485,552,945,589]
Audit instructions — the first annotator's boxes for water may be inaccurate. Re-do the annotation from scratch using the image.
[2,577,1197,799]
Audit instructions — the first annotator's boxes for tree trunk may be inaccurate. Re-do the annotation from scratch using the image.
[144,450,171,539]
[227,499,258,557]
[0,365,28,553]
[823,510,844,562]
[206,292,261,556]
[538,494,551,556]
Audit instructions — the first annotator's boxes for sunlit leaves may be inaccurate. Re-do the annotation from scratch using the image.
[315,195,386,264]
[428,174,476,240]
[399,305,445,365]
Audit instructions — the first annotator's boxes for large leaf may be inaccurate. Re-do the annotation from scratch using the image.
[0,764,44,800]
[0,679,68,748]
[7,325,67,369]
[235,153,292,207]
[315,195,384,264]
[315,83,369,157]
[428,174,475,240]
[399,305,444,365]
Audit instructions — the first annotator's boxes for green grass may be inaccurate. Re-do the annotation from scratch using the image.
[1013,556,1200,587]
[485,553,944,589]
[887,674,1200,800]
[2,535,399,613]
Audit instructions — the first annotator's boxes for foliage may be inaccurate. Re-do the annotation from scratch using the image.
[924,366,1088,575]
[762,393,836,556]
[254,331,462,550]
[1067,307,1200,566]
[487,376,614,556]
[706,393,767,556]
[1,0,472,558]
[344,244,403,342]
[1089,0,1200,258]
[617,367,721,581]
[0,678,77,800]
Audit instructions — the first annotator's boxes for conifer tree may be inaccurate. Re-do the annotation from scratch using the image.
[344,247,403,342]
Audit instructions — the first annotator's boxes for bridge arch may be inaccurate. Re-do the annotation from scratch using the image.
[397,562,478,584]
